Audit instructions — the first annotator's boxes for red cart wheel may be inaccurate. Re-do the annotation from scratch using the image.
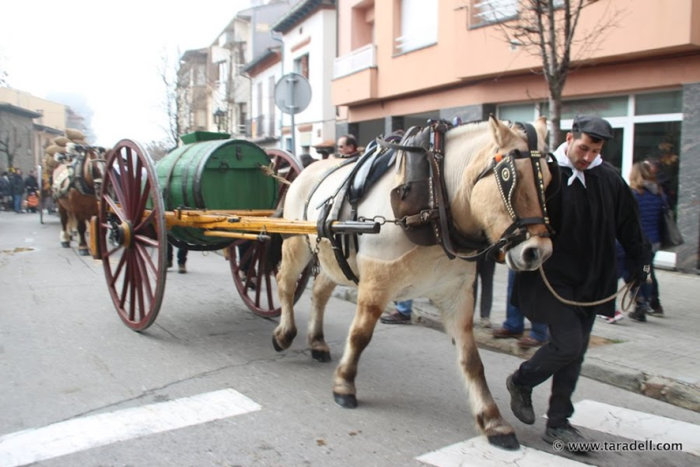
[229,149,311,317]
[97,140,167,331]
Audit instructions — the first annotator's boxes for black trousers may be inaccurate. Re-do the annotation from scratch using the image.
[167,243,188,265]
[513,306,596,428]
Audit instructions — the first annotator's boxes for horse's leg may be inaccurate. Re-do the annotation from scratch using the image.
[307,271,337,362]
[333,282,391,409]
[76,218,90,256]
[272,235,312,352]
[58,206,71,248]
[437,284,520,451]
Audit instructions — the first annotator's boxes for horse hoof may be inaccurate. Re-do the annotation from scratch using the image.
[311,349,331,362]
[333,392,358,409]
[79,249,90,257]
[61,242,70,248]
[487,433,520,451]
[272,336,284,352]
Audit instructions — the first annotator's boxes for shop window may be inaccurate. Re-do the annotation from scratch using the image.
[633,121,681,216]
[497,103,536,122]
[542,96,628,119]
[635,91,682,115]
[394,0,437,54]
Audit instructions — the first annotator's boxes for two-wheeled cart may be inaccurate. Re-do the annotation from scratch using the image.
[90,132,378,331]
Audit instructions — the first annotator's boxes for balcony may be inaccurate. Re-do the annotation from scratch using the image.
[332,44,378,106]
[249,114,277,142]
[333,44,376,79]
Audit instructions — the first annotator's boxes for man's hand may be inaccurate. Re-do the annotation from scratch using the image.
[631,264,652,288]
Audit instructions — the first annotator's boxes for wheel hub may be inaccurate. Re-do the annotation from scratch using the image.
[110,220,134,248]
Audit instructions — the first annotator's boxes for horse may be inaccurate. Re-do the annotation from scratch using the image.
[272,116,553,450]
[50,144,106,256]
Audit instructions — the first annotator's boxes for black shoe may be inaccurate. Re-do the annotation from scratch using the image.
[167,260,173,269]
[649,301,664,316]
[178,264,187,274]
[506,374,535,424]
[380,311,412,325]
[628,310,647,322]
[542,423,589,453]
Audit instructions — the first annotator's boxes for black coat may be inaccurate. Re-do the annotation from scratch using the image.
[514,161,648,322]
[10,173,25,196]
[24,175,39,193]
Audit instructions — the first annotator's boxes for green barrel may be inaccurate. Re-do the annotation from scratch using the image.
[156,132,277,246]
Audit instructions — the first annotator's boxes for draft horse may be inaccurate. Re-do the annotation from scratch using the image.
[273,116,554,450]
[51,144,107,256]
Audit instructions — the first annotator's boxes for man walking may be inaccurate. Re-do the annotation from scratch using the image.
[506,116,649,452]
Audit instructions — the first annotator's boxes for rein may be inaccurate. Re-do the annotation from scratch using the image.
[538,265,640,311]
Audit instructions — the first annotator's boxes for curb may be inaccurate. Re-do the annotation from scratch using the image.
[331,287,700,414]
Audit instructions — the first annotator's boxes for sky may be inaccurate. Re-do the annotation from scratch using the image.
[0,0,254,146]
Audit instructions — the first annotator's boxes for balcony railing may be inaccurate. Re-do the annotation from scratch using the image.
[333,44,376,79]
[249,114,276,139]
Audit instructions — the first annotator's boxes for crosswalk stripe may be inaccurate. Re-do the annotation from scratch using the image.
[570,400,700,456]
[0,389,261,467]
[416,436,592,466]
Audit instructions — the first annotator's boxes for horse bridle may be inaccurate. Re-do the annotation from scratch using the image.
[472,122,557,261]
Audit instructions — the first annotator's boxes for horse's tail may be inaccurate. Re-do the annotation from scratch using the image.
[264,201,285,274]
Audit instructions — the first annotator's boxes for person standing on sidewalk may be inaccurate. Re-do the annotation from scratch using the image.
[167,242,189,274]
[9,168,25,213]
[628,160,666,320]
[492,269,548,348]
[505,115,650,452]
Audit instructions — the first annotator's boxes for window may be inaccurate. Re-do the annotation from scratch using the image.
[635,91,682,115]
[395,0,437,54]
[293,54,309,79]
[470,0,518,28]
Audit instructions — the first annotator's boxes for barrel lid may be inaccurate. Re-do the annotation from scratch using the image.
[180,131,230,144]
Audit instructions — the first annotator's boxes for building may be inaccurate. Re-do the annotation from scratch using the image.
[0,103,42,174]
[271,0,337,157]
[332,0,700,272]
[178,1,294,140]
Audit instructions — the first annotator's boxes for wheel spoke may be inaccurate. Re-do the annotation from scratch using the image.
[115,153,132,217]
[134,234,159,248]
[103,194,127,224]
[134,209,156,234]
[110,250,127,287]
[135,241,159,285]
[265,272,274,310]
[107,167,129,211]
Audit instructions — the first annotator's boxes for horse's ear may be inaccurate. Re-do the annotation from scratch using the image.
[489,115,517,148]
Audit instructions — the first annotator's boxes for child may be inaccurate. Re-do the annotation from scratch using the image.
[26,191,39,213]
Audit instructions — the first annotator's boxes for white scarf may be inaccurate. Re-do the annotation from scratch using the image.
[553,142,602,188]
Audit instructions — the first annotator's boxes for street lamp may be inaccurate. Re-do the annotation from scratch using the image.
[213,108,226,132]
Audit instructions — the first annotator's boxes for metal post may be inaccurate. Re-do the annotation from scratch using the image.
[271,31,284,149]
[287,74,296,155]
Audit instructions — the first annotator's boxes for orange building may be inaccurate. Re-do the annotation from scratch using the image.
[332,0,700,272]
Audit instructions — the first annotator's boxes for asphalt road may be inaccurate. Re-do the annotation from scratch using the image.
[1,211,699,467]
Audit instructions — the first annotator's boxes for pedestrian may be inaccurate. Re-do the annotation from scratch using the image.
[505,115,650,452]
[24,170,39,195]
[332,135,360,159]
[474,255,496,328]
[0,171,11,211]
[25,191,39,213]
[167,242,189,274]
[492,269,549,348]
[9,168,25,213]
[628,160,666,320]
[380,300,413,324]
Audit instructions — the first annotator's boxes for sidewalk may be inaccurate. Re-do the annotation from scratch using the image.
[333,263,700,413]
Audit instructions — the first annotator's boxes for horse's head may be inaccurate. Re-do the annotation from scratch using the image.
[466,116,554,271]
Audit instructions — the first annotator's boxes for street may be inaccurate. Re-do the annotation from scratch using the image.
[1,211,699,467]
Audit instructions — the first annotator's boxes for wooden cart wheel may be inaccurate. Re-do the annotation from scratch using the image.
[97,140,167,331]
[229,149,311,317]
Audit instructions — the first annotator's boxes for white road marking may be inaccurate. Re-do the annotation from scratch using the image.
[570,399,700,456]
[416,436,592,466]
[0,389,261,467]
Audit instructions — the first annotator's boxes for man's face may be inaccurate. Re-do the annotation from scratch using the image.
[565,132,604,170]
[337,137,354,155]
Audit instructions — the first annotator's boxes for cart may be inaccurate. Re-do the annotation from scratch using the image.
[91,133,379,331]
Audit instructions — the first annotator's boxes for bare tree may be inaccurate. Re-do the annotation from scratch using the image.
[496,0,618,148]
[157,49,187,152]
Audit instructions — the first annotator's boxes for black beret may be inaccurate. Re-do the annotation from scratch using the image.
[571,115,614,141]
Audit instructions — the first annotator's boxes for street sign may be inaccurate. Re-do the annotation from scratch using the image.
[274,73,312,115]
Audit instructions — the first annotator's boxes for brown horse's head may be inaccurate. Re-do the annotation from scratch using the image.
[453,116,553,271]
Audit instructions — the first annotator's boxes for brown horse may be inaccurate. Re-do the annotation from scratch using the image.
[51,144,106,256]
[273,117,553,450]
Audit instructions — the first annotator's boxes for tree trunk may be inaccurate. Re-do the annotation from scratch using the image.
[548,94,562,149]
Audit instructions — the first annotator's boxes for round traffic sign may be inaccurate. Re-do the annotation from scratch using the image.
[274,73,312,115]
